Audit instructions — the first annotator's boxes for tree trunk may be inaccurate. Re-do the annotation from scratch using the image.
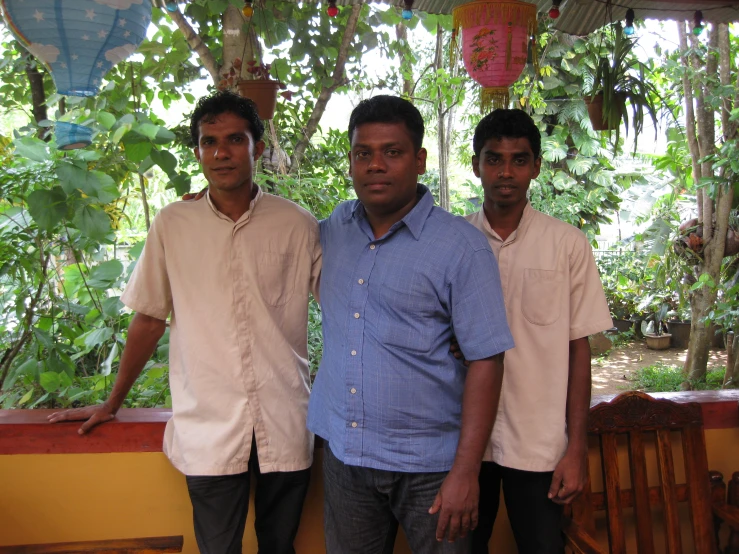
[396,23,413,98]
[434,25,450,210]
[725,333,739,388]
[22,51,47,138]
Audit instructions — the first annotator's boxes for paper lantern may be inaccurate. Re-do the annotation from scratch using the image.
[1,0,152,97]
[452,0,537,110]
[55,122,93,150]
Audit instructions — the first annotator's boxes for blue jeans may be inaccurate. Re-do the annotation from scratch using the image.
[322,443,471,554]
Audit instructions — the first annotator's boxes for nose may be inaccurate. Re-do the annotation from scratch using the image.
[367,151,386,172]
[214,143,231,160]
[498,161,513,178]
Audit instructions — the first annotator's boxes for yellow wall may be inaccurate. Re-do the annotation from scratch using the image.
[0,429,736,552]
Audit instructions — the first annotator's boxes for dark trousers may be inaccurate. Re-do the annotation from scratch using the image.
[471,462,564,554]
[185,437,311,554]
[322,443,469,554]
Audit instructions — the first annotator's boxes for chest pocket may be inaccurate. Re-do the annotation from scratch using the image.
[256,252,296,306]
[522,269,564,326]
[380,282,442,353]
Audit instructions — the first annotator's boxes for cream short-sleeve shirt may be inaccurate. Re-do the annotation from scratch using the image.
[467,203,612,471]
[122,188,321,476]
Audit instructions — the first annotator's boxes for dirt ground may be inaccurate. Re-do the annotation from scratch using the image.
[591,340,729,396]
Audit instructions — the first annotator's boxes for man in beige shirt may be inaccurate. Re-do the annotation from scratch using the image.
[465,109,612,554]
[49,91,321,554]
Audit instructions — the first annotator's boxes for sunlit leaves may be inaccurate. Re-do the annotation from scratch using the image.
[26,187,67,231]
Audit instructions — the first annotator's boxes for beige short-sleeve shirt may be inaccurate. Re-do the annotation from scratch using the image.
[121,188,321,476]
[466,203,612,471]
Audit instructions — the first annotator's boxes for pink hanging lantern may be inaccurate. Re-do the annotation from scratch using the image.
[452,0,537,110]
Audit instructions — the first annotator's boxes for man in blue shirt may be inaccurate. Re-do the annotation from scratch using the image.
[307,95,515,553]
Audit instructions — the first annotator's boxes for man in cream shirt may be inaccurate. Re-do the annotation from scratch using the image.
[49,91,321,554]
[465,109,612,554]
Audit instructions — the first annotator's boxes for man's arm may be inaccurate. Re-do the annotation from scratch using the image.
[47,312,167,434]
[548,336,591,504]
[429,353,504,542]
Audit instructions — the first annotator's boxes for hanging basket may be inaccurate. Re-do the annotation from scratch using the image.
[237,79,281,120]
[585,92,624,131]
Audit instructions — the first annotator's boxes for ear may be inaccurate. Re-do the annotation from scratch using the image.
[532,156,542,179]
[472,155,481,178]
[416,148,427,175]
[253,140,266,160]
[194,147,201,163]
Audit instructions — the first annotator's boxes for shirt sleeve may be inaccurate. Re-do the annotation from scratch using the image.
[568,233,613,340]
[120,212,172,321]
[450,246,515,361]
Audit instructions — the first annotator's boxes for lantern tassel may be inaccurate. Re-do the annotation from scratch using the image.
[481,87,510,112]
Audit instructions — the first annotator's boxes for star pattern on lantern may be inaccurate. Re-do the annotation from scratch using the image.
[119,19,127,27]
[98,29,107,38]
[33,10,44,22]
[72,54,78,60]
[123,30,131,37]
[86,9,96,20]
[82,34,90,41]
[96,61,103,68]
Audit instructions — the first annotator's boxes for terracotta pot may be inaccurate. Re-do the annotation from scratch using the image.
[645,333,671,350]
[237,79,280,120]
[667,321,691,349]
[584,92,623,131]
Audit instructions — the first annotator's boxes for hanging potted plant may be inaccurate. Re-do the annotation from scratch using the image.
[219,58,289,120]
[583,24,661,151]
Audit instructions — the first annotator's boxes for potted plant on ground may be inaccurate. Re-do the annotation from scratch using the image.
[582,24,661,151]
[641,301,671,350]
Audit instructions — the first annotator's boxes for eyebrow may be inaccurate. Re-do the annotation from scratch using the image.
[352,141,405,150]
[484,150,532,157]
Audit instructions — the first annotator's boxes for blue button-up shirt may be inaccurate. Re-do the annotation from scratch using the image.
[307,186,514,472]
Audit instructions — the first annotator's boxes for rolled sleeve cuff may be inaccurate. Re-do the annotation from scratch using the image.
[570,317,614,341]
[464,331,515,361]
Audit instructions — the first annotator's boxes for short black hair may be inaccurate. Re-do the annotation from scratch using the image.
[473,109,541,159]
[348,95,424,152]
[189,90,265,146]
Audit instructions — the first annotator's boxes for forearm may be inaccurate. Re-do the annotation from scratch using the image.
[566,337,592,452]
[452,353,504,473]
[106,312,166,412]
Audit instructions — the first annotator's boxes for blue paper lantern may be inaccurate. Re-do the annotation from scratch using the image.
[55,121,93,150]
[1,0,152,97]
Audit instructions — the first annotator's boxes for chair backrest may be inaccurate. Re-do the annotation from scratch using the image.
[570,391,718,554]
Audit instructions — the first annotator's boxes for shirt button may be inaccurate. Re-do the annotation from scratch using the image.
[350,388,357,394]
[354,313,360,319]
[358,279,364,285]
[351,350,357,356]
[369,244,376,250]
[351,422,358,428]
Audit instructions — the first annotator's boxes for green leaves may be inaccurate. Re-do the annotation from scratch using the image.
[87,261,124,289]
[57,161,120,203]
[27,187,67,231]
[13,137,51,163]
[73,205,111,241]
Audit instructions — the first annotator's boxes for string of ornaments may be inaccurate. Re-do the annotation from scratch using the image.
[325,0,414,19]
[546,0,706,36]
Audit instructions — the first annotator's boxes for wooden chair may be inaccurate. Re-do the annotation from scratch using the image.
[0,535,183,554]
[562,391,739,554]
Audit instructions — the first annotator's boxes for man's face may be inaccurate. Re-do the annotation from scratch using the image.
[348,122,427,217]
[472,137,541,210]
[194,112,265,193]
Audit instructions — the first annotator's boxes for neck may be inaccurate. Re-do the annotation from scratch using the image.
[483,199,527,241]
[209,184,257,222]
[365,194,420,239]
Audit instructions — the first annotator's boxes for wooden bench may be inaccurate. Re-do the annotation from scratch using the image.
[0,536,183,554]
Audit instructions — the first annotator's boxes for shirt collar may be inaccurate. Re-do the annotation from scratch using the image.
[479,201,534,243]
[206,185,263,223]
[344,184,433,241]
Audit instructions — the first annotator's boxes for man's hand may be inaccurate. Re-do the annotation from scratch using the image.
[449,338,470,367]
[547,445,588,505]
[429,466,479,542]
[182,187,208,201]
[47,402,117,435]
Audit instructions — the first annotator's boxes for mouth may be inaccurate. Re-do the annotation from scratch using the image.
[212,167,235,174]
[364,182,391,190]
[495,184,516,193]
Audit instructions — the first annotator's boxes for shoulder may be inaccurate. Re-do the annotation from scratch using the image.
[320,199,357,231]
[260,193,318,227]
[151,198,205,227]
[529,208,589,245]
[427,207,491,253]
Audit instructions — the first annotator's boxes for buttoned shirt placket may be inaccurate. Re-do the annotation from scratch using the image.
[209,194,266,465]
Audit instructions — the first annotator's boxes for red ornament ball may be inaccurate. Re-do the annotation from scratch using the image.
[327,4,339,16]
[548,6,559,18]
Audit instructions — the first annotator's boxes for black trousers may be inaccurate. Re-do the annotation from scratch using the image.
[185,437,311,554]
[471,462,564,554]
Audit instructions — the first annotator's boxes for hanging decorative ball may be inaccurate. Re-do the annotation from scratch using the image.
[327,1,339,17]
[165,1,178,12]
[242,2,254,17]
[548,0,561,19]
[624,8,635,35]
[692,10,704,35]
[402,9,413,19]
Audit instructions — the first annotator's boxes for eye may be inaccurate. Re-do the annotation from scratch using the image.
[486,157,499,165]
[386,149,400,157]
[354,151,369,159]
